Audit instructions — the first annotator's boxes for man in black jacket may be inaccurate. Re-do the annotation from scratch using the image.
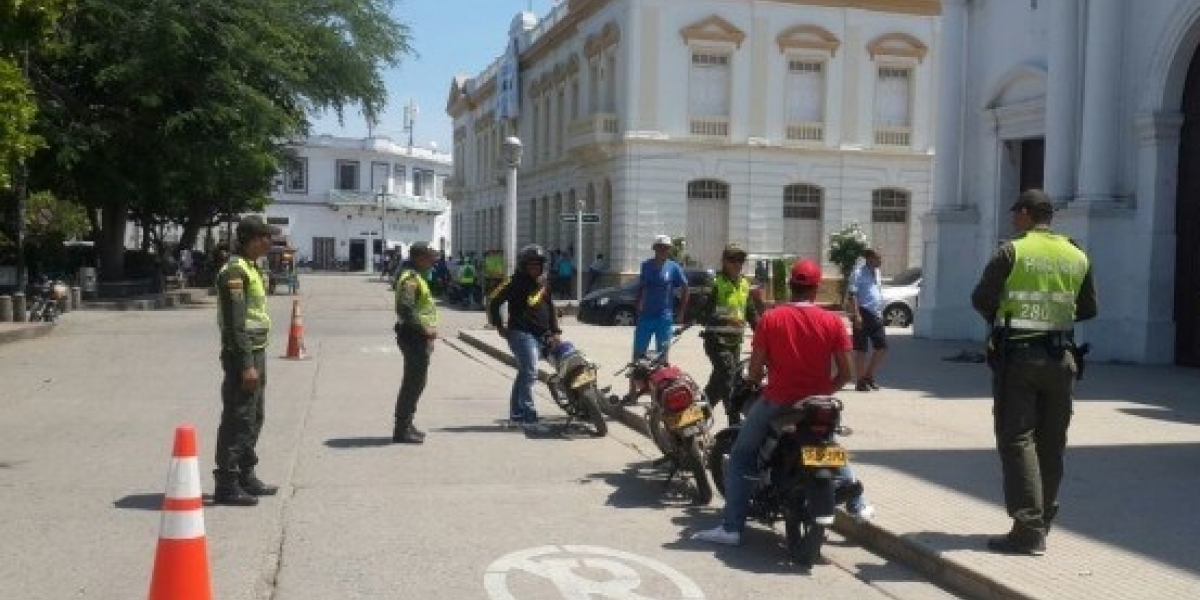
[487,244,561,431]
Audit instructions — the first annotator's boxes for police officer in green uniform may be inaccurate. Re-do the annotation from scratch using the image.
[214,216,281,506]
[971,190,1098,555]
[457,257,478,309]
[700,243,759,425]
[393,242,439,444]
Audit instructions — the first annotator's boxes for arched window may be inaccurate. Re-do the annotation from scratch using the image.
[783,184,823,262]
[686,179,731,268]
[870,188,911,274]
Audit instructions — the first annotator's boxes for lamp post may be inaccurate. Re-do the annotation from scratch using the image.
[501,136,523,276]
[377,186,388,280]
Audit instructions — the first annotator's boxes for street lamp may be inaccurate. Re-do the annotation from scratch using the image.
[376,186,388,280]
[501,136,522,275]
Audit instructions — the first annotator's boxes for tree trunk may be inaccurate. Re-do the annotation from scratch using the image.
[98,201,127,280]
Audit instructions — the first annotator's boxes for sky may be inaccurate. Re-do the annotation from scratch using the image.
[308,0,563,153]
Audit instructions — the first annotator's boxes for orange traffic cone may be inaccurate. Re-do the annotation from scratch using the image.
[283,299,308,359]
[147,425,212,600]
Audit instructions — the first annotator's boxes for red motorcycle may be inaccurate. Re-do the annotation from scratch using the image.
[610,326,714,505]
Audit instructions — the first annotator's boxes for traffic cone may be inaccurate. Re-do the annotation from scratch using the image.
[147,425,212,600]
[283,299,307,359]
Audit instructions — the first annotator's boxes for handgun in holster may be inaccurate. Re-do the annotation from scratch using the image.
[1069,342,1090,381]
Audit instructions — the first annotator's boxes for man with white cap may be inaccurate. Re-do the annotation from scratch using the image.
[624,234,689,403]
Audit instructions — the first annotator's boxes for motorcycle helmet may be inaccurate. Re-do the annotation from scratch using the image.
[517,244,547,267]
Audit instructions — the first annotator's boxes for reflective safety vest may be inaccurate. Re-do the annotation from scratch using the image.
[707,274,750,339]
[218,257,271,349]
[458,264,476,285]
[484,253,505,278]
[997,230,1088,332]
[397,269,439,328]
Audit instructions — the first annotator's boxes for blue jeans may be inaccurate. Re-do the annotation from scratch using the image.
[721,397,868,533]
[507,330,541,422]
[633,315,674,360]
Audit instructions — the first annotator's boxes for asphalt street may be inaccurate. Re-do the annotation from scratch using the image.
[0,273,961,600]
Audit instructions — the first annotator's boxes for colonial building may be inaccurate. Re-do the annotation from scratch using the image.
[923,0,1200,366]
[267,135,452,270]
[446,0,940,285]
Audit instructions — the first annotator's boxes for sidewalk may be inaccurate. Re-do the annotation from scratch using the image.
[0,289,214,346]
[459,320,1200,600]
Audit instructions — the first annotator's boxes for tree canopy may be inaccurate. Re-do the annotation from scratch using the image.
[21,0,412,277]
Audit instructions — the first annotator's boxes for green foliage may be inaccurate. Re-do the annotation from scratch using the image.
[827,223,869,280]
[771,258,789,302]
[24,190,88,240]
[669,236,691,266]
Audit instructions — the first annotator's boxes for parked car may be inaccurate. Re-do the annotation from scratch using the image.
[578,268,714,326]
[880,267,921,327]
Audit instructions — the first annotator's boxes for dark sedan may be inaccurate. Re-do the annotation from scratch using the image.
[577,268,714,326]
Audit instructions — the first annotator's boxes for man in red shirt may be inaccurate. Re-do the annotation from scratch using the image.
[694,259,872,545]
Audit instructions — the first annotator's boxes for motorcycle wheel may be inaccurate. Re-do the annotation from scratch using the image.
[685,436,713,506]
[647,407,675,457]
[580,385,608,437]
[784,501,825,566]
[706,429,737,499]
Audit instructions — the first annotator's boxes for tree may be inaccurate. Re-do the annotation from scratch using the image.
[27,0,412,279]
[827,223,869,300]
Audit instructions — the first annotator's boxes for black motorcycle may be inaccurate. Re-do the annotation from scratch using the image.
[708,363,861,565]
[541,335,608,437]
[27,278,67,323]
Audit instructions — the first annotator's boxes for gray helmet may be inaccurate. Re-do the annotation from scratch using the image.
[517,244,547,267]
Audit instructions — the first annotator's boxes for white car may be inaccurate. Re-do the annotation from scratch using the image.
[880,267,921,327]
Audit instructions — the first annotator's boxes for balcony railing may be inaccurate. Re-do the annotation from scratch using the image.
[874,126,912,147]
[786,122,824,142]
[690,116,730,137]
[327,189,449,214]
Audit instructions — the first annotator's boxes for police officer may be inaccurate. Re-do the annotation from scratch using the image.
[699,243,759,425]
[213,216,281,506]
[393,242,439,444]
[457,257,478,309]
[971,189,1098,555]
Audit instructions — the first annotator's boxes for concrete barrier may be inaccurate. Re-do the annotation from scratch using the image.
[12,292,26,322]
[0,295,11,322]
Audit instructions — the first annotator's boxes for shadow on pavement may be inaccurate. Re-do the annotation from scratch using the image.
[113,493,164,510]
[323,436,394,448]
[585,461,712,509]
[662,517,815,576]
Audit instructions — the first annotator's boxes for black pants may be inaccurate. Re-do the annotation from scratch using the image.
[216,349,266,473]
[394,335,432,429]
[703,337,741,422]
[992,346,1076,534]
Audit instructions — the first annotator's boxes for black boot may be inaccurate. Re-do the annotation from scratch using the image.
[213,470,258,506]
[239,470,279,496]
[393,422,424,444]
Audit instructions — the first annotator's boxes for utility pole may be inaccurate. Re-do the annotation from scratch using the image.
[14,44,30,292]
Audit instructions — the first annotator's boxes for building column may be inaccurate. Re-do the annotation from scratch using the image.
[917,0,984,341]
[1044,0,1080,202]
[1074,0,1124,205]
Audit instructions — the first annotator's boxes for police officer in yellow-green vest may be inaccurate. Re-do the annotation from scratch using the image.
[700,243,759,426]
[392,242,439,444]
[214,216,281,506]
[972,189,1098,556]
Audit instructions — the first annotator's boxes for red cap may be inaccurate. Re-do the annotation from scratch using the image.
[789,259,822,286]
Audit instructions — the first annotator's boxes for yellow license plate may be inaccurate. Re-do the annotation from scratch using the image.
[800,446,847,467]
[569,370,596,388]
[664,404,704,429]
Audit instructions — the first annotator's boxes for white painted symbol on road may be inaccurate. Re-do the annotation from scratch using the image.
[485,545,704,600]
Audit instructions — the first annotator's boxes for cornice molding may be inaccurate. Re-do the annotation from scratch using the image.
[777,24,841,56]
[867,31,929,62]
[680,15,746,49]
[584,21,621,58]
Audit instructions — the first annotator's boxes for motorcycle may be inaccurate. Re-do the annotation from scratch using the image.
[27,278,68,323]
[708,361,862,565]
[541,335,608,437]
[610,325,714,505]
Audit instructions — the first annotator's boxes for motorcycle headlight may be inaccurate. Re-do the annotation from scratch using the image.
[597,297,610,307]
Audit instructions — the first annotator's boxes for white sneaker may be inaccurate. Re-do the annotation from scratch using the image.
[692,525,741,546]
[847,502,876,522]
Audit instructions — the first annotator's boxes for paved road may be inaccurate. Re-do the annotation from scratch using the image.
[0,274,959,600]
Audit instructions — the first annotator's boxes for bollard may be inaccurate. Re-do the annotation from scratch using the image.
[0,295,11,322]
[71,286,82,311]
[12,292,27,323]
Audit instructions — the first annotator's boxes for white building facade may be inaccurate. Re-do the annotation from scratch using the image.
[446,0,940,284]
[923,0,1200,367]
[267,135,452,270]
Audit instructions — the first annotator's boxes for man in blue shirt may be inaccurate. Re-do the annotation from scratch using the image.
[845,248,888,391]
[624,235,690,403]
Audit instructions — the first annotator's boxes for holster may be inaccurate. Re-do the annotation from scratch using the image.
[1069,342,1091,381]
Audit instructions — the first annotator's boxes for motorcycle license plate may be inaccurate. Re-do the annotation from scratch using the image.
[569,370,596,389]
[665,405,704,430]
[800,446,847,467]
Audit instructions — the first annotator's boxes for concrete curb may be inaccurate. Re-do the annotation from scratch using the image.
[456,328,1031,600]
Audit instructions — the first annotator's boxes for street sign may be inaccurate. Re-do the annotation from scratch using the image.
[560,213,601,224]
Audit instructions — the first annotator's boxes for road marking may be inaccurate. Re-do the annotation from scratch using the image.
[485,545,704,600]
[359,346,398,354]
